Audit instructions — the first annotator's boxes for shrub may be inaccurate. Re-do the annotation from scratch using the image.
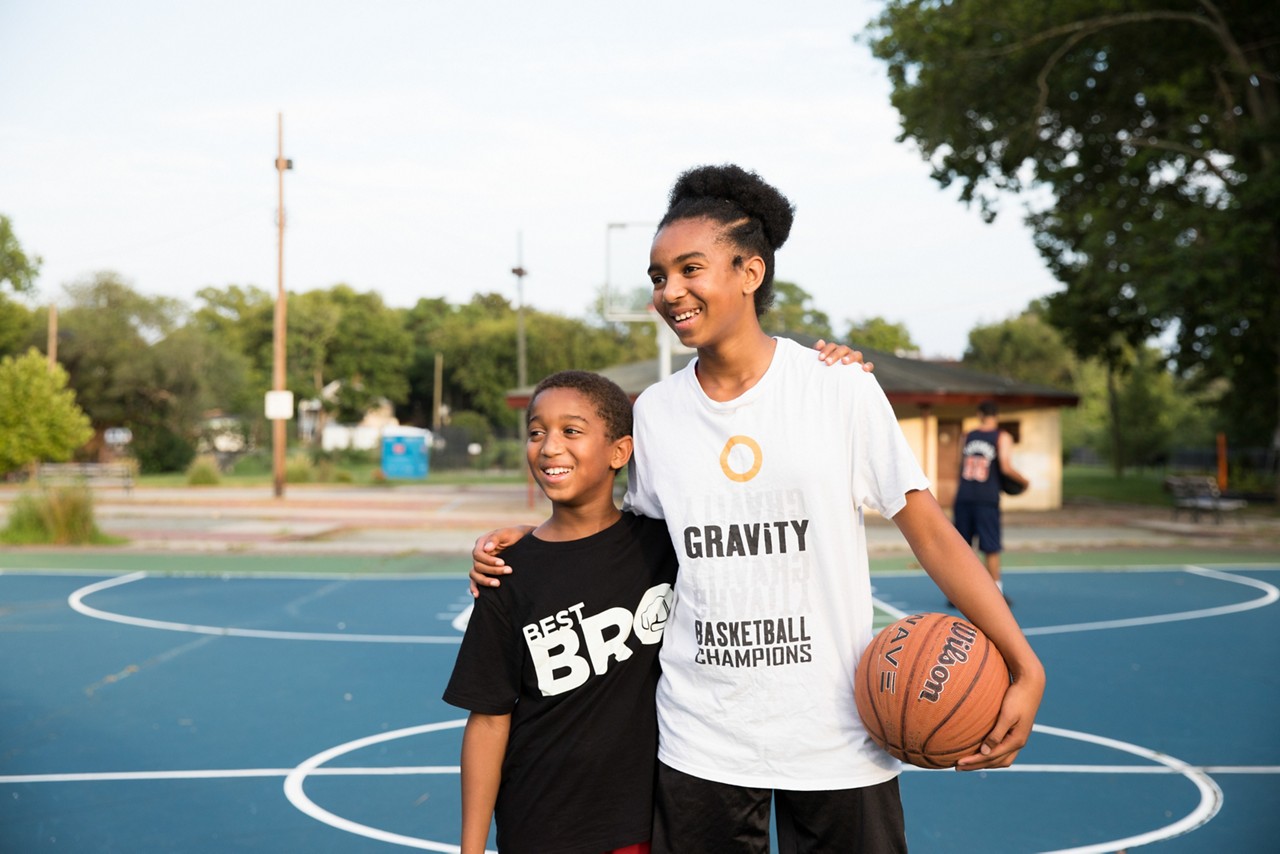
[312,447,379,467]
[1,487,117,545]
[228,451,272,476]
[479,438,525,470]
[185,456,221,486]
[285,453,315,483]
[132,423,196,474]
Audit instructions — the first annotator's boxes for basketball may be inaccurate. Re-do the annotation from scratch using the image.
[855,612,1009,768]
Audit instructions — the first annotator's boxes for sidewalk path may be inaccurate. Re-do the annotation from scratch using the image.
[0,483,1275,557]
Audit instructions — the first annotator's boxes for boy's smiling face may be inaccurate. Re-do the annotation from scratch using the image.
[526,387,630,509]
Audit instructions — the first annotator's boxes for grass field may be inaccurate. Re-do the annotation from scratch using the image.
[1061,464,1171,506]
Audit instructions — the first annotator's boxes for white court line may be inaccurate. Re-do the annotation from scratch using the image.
[67,572,464,644]
[874,566,1278,637]
[871,595,909,620]
[1024,565,1278,636]
[283,720,476,854]
[451,602,473,632]
[0,766,458,784]
[6,763,1273,786]
[1029,723,1223,854]
[5,721,1265,854]
[908,764,1280,775]
[1,567,471,580]
[23,567,1277,851]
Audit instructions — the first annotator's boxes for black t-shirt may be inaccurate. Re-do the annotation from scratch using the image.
[443,512,678,854]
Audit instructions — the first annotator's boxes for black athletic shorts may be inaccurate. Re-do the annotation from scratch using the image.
[953,501,1002,555]
[651,761,907,853]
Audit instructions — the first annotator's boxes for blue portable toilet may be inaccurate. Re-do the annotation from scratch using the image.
[381,426,432,480]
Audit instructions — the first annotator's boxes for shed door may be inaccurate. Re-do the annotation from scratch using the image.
[937,420,963,508]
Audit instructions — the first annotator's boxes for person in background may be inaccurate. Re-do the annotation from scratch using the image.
[952,399,1030,601]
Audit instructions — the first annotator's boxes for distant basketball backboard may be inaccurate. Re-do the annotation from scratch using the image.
[603,222,657,322]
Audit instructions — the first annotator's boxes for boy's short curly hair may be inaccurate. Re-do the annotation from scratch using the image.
[657,163,795,317]
[528,370,633,442]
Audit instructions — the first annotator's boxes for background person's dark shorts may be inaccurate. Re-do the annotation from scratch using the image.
[953,501,1002,554]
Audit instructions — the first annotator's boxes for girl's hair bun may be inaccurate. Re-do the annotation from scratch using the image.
[665,164,794,250]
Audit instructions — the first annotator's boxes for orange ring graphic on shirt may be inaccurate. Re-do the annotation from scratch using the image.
[719,435,763,483]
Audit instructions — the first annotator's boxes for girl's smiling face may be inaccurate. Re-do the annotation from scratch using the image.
[648,217,764,350]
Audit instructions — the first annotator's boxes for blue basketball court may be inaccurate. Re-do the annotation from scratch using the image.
[1,559,1277,852]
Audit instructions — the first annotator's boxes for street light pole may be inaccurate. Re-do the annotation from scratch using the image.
[512,232,528,389]
[271,113,294,499]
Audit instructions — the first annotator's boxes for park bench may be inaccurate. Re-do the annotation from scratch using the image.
[1164,475,1246,524]
[37,462,135,495]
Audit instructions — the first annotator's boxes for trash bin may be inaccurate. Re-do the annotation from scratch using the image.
[381,426,432,480]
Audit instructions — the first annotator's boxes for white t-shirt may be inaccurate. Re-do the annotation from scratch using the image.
[625,337,931,789]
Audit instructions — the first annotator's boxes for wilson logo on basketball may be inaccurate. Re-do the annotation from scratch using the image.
[918,621,977,703]
[855,612,1009,768]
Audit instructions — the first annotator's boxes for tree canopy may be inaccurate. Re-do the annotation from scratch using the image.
[762,281,835,339]
[866,0,1280,454]
[0,215,41,295]
[0,348,93,474]
[963,303,1076,391]
[846,315,918,355]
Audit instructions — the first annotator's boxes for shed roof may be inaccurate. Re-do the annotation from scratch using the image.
[505,334,1078,410]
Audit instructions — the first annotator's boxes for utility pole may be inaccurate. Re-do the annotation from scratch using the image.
[46,304,57,370]
[511,234,534,507]
[432,351,444,433]
[269,113,294,499]
[512,233,528,388]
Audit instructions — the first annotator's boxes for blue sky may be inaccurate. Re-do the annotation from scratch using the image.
[0,0,1060,359]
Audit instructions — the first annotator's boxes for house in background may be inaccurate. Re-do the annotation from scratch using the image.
[506,334,1078,510]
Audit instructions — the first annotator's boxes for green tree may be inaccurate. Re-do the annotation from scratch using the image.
[963,303,1076,390]
[0,292,36,358]
[0,348,93,474]
[326,286,412,421]
[152,326,254,436]
[845,316,917,355]
[1060,357,1109,462]
[1063,346,1216,471]
[191,284,274,372]
[54,273,222,472]
[867,0,1280,492]
[400,296,454,427]
[0,215,41,294]
[56,272,183,428]
[283,285,413,424]
[405,292,653,433]
[762,281,835,339]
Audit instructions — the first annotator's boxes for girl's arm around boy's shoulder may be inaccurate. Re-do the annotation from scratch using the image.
[889,489,1047,772]
[460,711,510,854]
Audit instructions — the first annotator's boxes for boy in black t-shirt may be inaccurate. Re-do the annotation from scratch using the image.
[443,370,677,854]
